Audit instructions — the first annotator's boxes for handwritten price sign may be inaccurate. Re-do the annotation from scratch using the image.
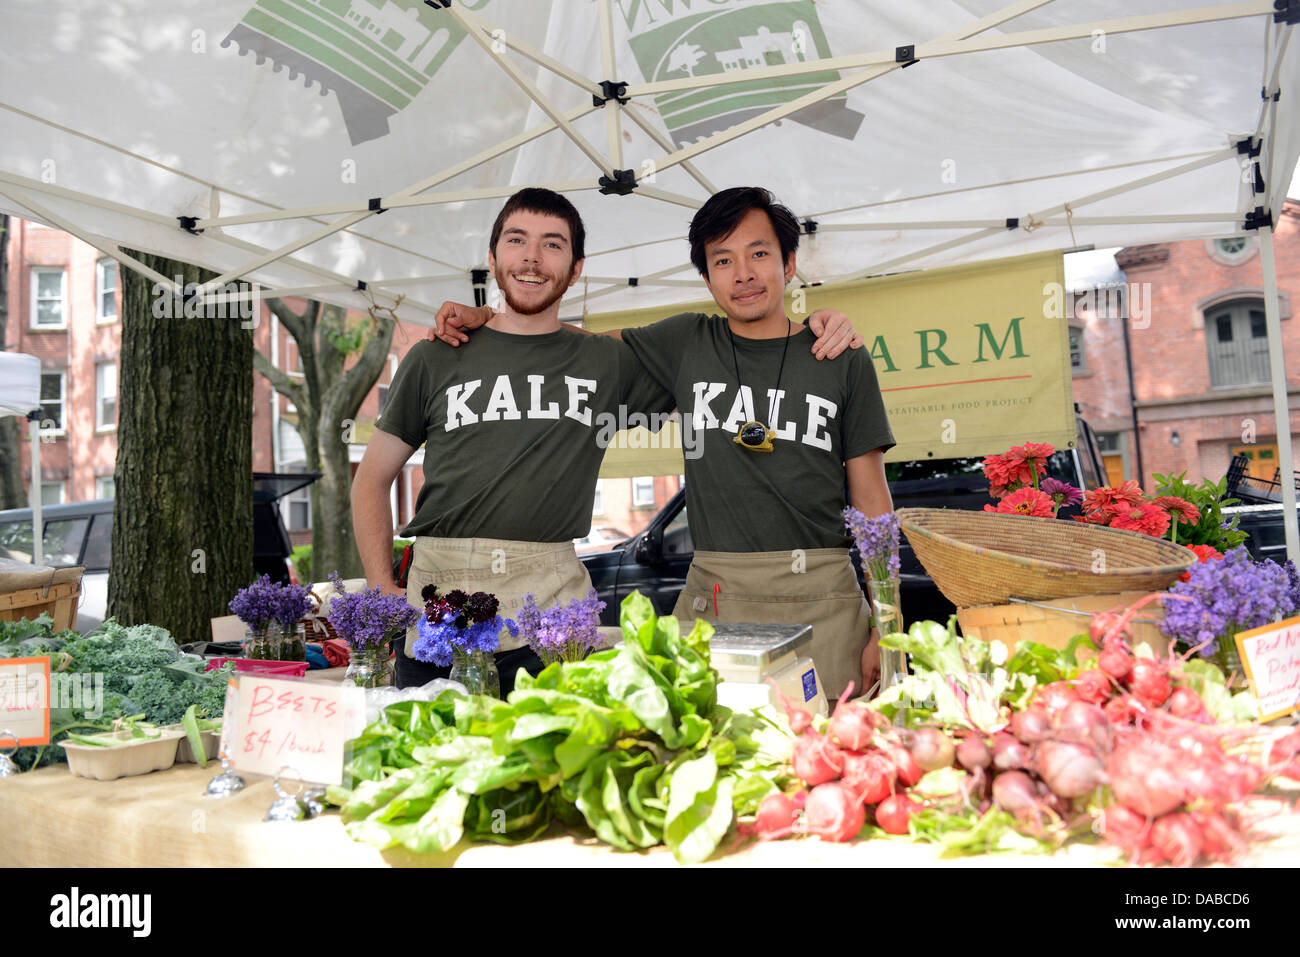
[0,658,51,746]
[226,675,364,785]
[1237,615,1300,722]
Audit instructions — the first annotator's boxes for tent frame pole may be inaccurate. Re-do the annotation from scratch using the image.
[1258,226,1299,568]
[598,0,624,171]
[29,416,42,568]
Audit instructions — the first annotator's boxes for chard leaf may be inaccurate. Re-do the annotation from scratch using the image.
[663,753,732,865]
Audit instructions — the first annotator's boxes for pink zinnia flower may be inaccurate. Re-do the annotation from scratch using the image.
[1154,495,1201,526]
[1180,544,1223,582]
[984,487,1056,518]
[1109,502,1171,538]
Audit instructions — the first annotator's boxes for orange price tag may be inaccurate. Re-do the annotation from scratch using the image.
[0,657,51,746]
[1236,615,1300,722]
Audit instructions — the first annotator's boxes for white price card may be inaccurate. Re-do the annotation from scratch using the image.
[0,658,51,746]
[1236,615,1300,722]
[224,674,365,785]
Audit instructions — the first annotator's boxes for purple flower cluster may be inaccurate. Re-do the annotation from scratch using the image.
[1040,477,1083,509]
[843,507,900,580]
[513,590,606,664]
[324,571,419,651]
[274,582,314,630]
[1161,547,1297,656]
[229,575,283,633]
[410,585,512,667]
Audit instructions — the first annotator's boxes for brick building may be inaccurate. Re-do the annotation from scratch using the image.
[1070,199,1300,491]
[4,221,678,553]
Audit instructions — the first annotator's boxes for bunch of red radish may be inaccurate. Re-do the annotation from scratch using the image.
[747,684,956,843]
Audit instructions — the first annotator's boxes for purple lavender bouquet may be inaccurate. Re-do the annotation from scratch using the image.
[513,590,606,665]
[1161,547,1299,657]
[843,507,901,581]
[229,574,282,634]
[325,571,419,651]
[273,582,314,631]
[412,585,513,668]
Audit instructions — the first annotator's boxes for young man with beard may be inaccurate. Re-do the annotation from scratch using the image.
[431,188,893,700]
[351,188,677,691]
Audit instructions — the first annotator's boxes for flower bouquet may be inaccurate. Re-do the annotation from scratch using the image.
[229,575,284,659]
[513,590,606,665]
[272,582,313,662]
[844,507,903,698]
[981,443,1083,517]
[412,585,512,697]
[325,572,419,688]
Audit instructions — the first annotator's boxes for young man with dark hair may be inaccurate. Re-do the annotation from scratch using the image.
[431,187,893,699]
[351,187,675,691]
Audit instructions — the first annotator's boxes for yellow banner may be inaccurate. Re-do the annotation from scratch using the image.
[588,250,1074,474]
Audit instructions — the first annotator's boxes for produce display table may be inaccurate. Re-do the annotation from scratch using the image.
[2,762,1298,868]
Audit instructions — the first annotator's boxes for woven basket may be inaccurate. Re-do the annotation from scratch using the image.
[897,507,1195,608]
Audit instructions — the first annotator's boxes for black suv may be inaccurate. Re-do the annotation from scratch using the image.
[580,414,1107,626]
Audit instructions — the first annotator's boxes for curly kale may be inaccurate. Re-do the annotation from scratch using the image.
[127,663,236,726]
[63,619,180,694]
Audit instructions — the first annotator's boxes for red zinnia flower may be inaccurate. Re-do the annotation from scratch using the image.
[1180,544,1223,581]
[983,487,1056,518]
[1153,495,1201,526]
[1080,480,1145,516]
[1109,502,1171,538]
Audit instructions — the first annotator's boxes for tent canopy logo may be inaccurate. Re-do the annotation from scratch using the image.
[621,0,865,145]
[223,0,487,145]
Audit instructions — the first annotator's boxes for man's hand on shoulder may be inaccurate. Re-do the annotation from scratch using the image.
[807,309,865,360]
[429,301,493,347]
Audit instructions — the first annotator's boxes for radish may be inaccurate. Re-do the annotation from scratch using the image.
[829,701,879,752]
[1010,707,1051,744]
[1035,740,1108,799]
[1098,648,1132,680]
[1108,739,1186,817]
[905,727,955,771]
[1150,812,1203,867]
[991,733,1030,772]
[1056,701,1114,755]
[769,680,814,735]
[1127,659,1171,708]
[841,751,894,805]
[1090,611,1124,645]
[992,770,1040,815]
[1100,802,1149,853]
[804,782,866,842]
[1103,696,1136,727]
[1074,668,1111,705]
[883,743,924,787]
[1194,810,1245,862]
[1167,686,1206,720]
[875,794,919,835]
[792,732,845,786]
[753,792,801,838]
[956,735,992,771]
[1034,681,1081,718]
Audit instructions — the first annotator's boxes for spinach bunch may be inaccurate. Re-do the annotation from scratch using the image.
[328,592,793,863]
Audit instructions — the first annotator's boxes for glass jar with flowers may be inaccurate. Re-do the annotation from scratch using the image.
[844,507,902,698]
[273,582,313,662]
[513,590,606,665]
[229,575,283,660]
[412,586,510,698]
[325,572,419,688]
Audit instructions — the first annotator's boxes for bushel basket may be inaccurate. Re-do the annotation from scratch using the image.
[896,508,1195,608]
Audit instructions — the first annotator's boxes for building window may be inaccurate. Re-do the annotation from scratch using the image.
[96,259,117,322]
[95,476,116,499]
[31,268,67,328]
[96,363,118,431]
[41,482,65,507]
[592,481,604,516]
[39,371,65,434]
[1205,300,1269,388]
[284,470,312,531]
[632,476,655,508]
[378,385,390,415]
[1068,328,1085,372]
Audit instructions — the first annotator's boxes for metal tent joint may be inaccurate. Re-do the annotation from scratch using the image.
[177,215,204,235]
[422,1,453,10]
[1236,136,1262,157]
[1244,206,1274,231]
[355,280,367,292]
[598,169,638,196]
[627,277,638,286]
[1274,0,1298,25]
[368,197,388,215]
[1254,161,1266,194]
[470,267,489,286]
[593,81,629,108]
[1005,217,1019,229]
[802,218,819,235]
[895,45,918,68]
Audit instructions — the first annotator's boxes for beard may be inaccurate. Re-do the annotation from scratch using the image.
[494,260,574,316]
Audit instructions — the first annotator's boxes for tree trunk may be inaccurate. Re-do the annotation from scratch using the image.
[109,251,253,641]
[0,214,26,510]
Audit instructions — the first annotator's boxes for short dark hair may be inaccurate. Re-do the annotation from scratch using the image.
[489,188,586,266]
[688,186,800,277]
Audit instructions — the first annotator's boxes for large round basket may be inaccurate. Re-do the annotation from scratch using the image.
[896,508,1195,608]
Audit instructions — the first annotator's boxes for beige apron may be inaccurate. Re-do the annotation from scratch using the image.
[403,537,593,656]
[673,548,872,701]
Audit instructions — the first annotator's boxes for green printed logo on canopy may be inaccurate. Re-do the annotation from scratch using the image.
[619,0,864,145]
[222,0,480,145]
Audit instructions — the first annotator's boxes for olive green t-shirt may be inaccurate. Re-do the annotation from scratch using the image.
[620,313,895,552]
[376,327,674,541]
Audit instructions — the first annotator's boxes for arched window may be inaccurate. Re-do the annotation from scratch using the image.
[1204,299,1269,388]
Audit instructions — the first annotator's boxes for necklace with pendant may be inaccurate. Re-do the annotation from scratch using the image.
[727,320,792,453]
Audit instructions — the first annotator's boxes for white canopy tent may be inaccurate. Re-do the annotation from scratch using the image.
[0,352,44,566]
[1,0,1297,559]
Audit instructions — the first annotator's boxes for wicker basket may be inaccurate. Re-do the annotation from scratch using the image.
[897,508,1194,608]
[957,592,1171,656]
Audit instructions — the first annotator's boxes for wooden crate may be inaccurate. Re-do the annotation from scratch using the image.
[956,591,1171,657]
[0,579,83,633]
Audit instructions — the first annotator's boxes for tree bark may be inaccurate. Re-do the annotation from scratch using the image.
[255,299,395,581]
[109,251,253,641]
[0,214,27,510]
